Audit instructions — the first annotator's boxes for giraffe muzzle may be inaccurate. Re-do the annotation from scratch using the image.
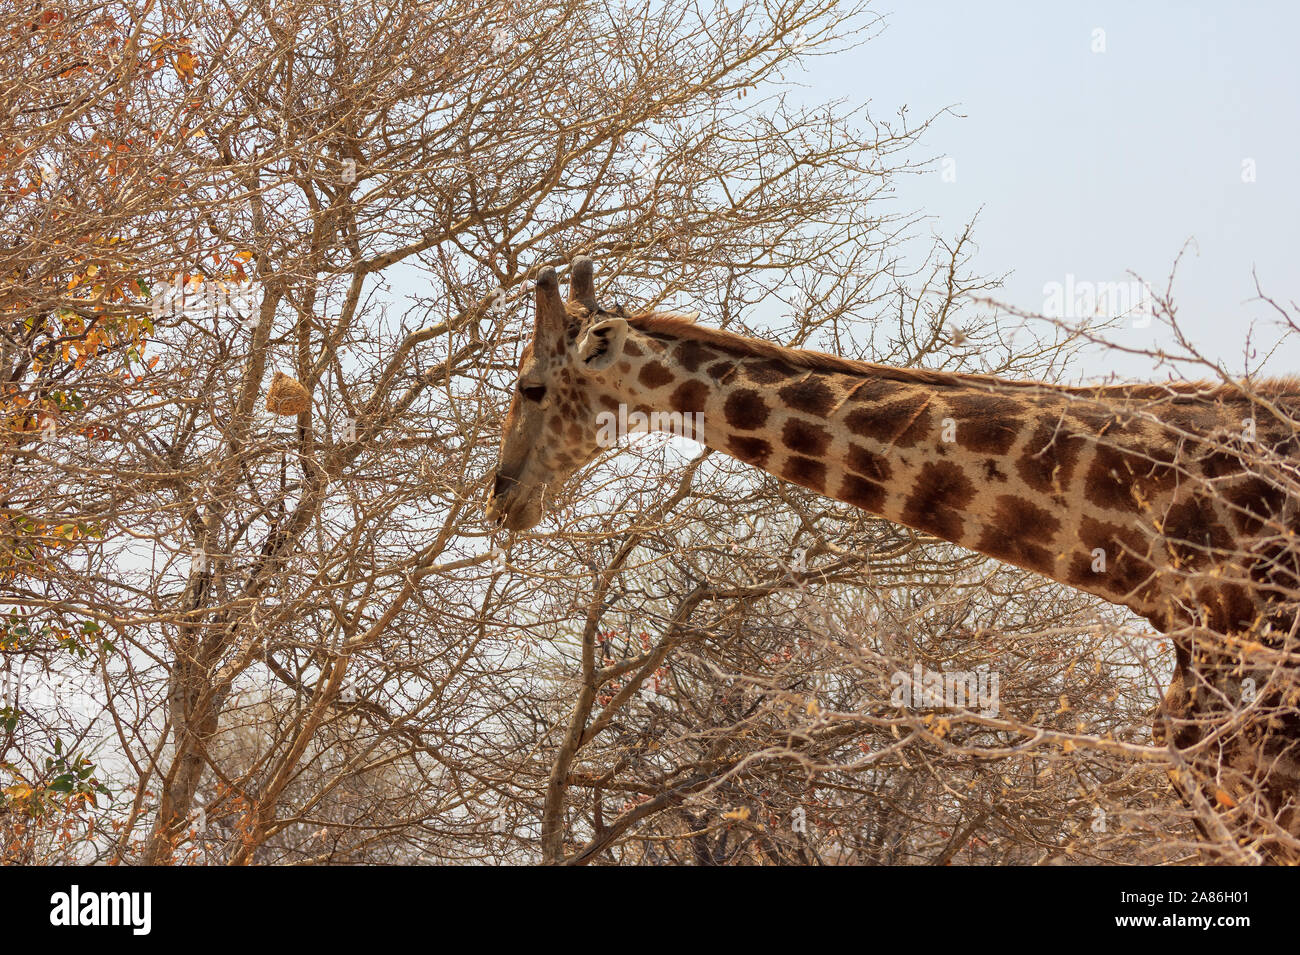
[486,471,544,531]
[485,470,515,522]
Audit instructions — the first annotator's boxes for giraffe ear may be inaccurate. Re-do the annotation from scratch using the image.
[576,317,628,372]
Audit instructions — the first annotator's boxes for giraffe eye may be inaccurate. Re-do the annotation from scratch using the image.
[520,384,547,403]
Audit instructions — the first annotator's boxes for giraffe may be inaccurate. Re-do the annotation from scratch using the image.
[487,256,1300,861]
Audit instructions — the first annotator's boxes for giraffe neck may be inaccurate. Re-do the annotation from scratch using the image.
[598,320,1259,633]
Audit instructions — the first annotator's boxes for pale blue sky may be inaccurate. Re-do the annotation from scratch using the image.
[801,1,1300,381]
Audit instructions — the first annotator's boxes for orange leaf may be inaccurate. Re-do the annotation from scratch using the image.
[1215,789,1238,808]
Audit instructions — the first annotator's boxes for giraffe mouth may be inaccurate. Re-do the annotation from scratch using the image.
[486,474,545,531]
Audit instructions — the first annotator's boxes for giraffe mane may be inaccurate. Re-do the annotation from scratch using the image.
[627,313,1300,403]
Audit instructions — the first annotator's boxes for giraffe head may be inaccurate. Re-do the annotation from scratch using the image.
[486,256,632,531]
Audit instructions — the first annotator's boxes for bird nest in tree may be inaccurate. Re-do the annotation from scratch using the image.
[266,371,310,416]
